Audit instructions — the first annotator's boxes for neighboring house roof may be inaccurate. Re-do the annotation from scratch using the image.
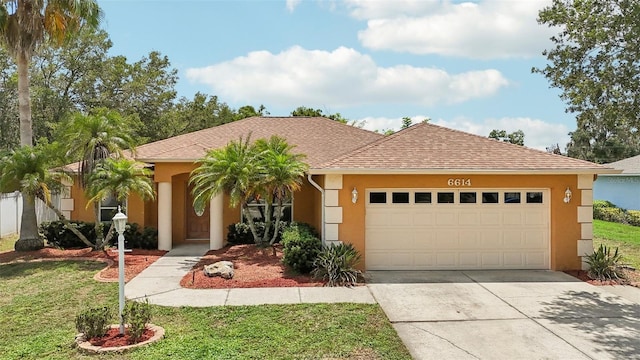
[134,116,384,167]
[603,154,640,175]
[310,122,618,174]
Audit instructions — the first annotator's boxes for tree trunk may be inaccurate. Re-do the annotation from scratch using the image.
[17,51,33,146]
[241,202,261,244]
[14,194,44,251]
[261,196,273,245]
[42,199,95,248]
[270,200,286,245]
[93,202,104,250]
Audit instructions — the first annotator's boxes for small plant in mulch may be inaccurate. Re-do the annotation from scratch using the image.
[585,244,627,281]
[75,299,158,349]
[312,243,363,287]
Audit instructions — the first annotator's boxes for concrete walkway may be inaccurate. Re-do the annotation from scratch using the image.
[125,243,375,307]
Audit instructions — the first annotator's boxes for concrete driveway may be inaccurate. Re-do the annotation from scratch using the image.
[367,270,640,360]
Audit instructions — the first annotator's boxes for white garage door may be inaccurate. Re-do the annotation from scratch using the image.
[365,189,550,270]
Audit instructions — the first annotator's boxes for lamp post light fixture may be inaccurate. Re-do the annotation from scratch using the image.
[112,206,128,335]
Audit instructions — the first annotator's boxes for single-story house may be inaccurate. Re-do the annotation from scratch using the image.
[61,116,617,271]
[593,154,640,210]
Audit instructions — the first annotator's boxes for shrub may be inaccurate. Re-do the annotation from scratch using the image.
[312,243,362,287]
[593,200,616,210]
[41,220,96,249]
[627,210,640,227]
[75,306,112,339]
[123,299,153,342]
[41,221,158,249]
[227,221,290,245]
[595,207,629,224]
[585,244,626,281]
[281,223,321,273]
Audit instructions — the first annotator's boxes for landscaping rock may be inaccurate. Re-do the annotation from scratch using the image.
[203,261,234,279]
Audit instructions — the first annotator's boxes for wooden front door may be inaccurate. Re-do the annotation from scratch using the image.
[186,184,210,239]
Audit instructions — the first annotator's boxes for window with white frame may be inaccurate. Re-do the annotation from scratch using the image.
[242,192,293,223]
[99,194,125,223]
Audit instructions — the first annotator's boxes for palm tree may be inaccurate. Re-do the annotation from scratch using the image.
[0,143,92,250]
[190,136,264,243]
[63,108,136,248]
[85,158,155,246]
[255,136,308,244]
[0,0,102,146]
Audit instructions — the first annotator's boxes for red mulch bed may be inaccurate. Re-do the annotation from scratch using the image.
[564,268,640,287]
[89,327,154,347]
[181,244,324,288]
[0,247,167,282]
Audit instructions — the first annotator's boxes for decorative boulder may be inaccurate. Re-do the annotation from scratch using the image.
[203,261,234,279]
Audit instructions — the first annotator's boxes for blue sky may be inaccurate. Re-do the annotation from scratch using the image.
[97,0,571,150]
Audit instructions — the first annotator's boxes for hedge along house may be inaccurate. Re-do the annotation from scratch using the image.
[65,116,617,271]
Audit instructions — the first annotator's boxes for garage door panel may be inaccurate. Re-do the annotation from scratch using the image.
[481,253,502,267]
[480,212,502,225]
[412,212,435,225]
[436,212,457,225]
[503,212,524,225]
[525,210,547,225]
[459,212,479,225]
[365,188,550,270]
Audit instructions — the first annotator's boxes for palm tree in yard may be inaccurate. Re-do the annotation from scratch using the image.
[190,136,264,244]
[0,0,102,146]
[63,109,136,248]
[190,135,308,246]
[0,143,92,250]
[86,158,155,246]
[255,136,308,244]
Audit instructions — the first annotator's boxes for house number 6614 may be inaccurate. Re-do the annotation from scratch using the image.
[447,178,471,186]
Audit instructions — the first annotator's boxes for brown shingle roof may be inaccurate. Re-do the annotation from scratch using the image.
[135,116,384,167]
[312,122,616,174]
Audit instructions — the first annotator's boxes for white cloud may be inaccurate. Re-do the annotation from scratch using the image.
[286,0,301,12]
[359,115,570,151]
[347,0,556,59]
[185,46,509,108]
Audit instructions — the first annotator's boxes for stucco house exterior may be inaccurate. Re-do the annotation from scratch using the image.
[593,154,640,210]
[61,116,617,271]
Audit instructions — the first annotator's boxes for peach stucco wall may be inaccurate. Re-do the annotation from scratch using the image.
[338,174,583,271]
[70,180,149,228]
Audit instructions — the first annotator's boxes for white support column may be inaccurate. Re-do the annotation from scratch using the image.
[210,193,224,250]
[157,182,172,251]
[576,175,594,270]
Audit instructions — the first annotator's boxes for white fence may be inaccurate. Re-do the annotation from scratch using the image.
[0,192,60,237]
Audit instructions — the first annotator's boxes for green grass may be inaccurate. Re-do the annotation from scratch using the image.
[0,234,17,252]
[593,219,640,268]
[0,261,411,360]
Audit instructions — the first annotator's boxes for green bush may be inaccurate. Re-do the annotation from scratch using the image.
[585,244,626,281]
[40,221,158,249]
[593,200,616,210]
[627,210,640,227]
[75,306,112,339]
[227,221,289,245]
[40,221,96,249]
[123,299,153,342]
[596,207,629,224]
[281,223,321,274]
[312,243,362,287]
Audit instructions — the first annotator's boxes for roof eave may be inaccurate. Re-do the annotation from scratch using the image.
[308,168,622,175]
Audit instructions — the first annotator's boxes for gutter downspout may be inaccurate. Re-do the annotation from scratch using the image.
[307,174,326,247]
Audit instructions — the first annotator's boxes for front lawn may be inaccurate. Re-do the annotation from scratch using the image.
[593,219,640,269]
[0,260,411,360]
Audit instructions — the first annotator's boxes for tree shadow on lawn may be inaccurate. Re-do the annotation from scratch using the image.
[539,290,640,359]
